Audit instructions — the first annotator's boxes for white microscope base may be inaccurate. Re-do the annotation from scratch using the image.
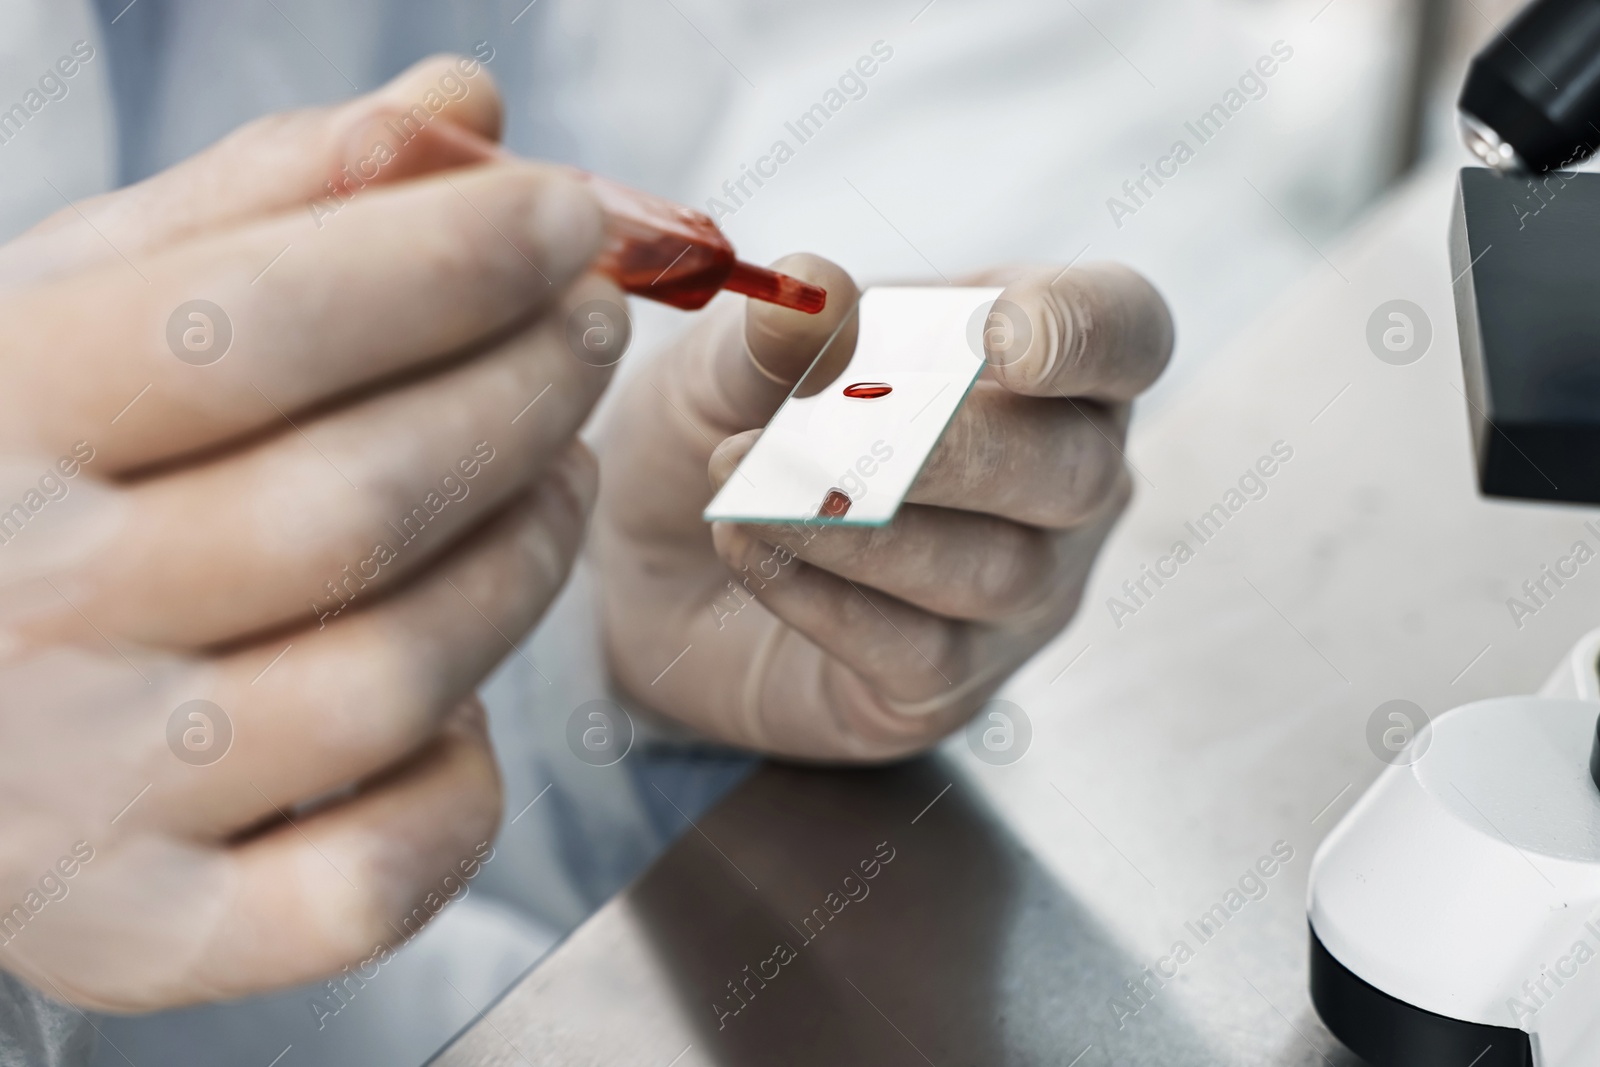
[1309,632,1600,1067]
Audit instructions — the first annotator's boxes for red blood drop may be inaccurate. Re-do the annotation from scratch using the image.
[843,382,892,399]
[819,489,852,518]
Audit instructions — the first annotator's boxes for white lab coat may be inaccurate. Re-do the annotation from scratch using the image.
[0,1,1417,1063]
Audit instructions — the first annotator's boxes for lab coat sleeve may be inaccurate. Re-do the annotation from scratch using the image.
[0,973,93,1067]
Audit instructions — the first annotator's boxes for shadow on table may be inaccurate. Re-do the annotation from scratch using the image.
[628,756,1227,1066]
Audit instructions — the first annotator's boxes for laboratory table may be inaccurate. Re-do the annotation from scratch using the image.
[431,164,1599,1065]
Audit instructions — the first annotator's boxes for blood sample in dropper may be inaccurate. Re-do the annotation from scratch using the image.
[576,171,826,313]
[332,113,826,315]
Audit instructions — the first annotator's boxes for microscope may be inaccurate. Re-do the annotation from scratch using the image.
[1307,3,1600,1064]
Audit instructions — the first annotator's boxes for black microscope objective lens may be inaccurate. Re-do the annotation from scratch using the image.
[1459,0,1600,172]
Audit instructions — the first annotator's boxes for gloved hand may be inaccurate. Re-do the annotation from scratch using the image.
[595,255,1172,760]
[0,57,617,1010]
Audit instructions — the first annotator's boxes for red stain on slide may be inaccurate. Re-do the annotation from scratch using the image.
[842,382,893,399]
[819,489,852,518]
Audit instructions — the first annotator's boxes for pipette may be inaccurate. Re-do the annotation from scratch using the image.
[332,112,827,314]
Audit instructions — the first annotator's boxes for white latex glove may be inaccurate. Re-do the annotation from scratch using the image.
[595,256,1172,760]
[0,57,618,1010]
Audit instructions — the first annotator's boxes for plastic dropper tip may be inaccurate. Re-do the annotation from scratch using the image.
[726,260,828,314]
[785,282,828,315]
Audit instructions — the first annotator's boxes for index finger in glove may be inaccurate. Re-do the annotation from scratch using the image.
[0,54,503,285]
[6,160,602,473]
